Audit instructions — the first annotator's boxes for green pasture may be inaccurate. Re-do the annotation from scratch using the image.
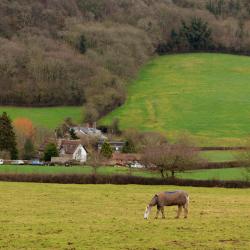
[177,167,250,181]
[1,165,249,181]
[199,150,241,162]
[0,106,83,129]
[0,182,249,249]
[101,53,250,145]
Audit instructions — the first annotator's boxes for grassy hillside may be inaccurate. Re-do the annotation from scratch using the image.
[1,165,249,181]
[199,150,240,162]
[3,1,250,121]
[0,106,82,129]
[101,53,250,145]
[0,182,249,249]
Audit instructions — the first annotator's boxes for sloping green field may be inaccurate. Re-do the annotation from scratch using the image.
[0,182,249,249]
[0,106,82,129]
[101,53,250,145]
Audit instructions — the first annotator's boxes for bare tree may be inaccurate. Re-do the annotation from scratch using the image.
[123,129,167,152]
[87,151,105,175]
[142,137,200,178]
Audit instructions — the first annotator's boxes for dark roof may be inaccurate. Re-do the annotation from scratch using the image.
[60,140,82,154]
[98,141,125,146]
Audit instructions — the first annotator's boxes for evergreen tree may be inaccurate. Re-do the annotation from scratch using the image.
[43,143,58,162]
[100,141,113,159]
[23,138,35,160]
[78,34,87,54]
[158,17,213,54]
[0,112,18,159]
[69,128,79,140]
[179,17,212,50]
[122,139,136,153]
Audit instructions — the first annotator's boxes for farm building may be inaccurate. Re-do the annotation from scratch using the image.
[52,140,87,163]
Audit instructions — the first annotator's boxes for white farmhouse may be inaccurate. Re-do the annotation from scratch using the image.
[52,140,87,163]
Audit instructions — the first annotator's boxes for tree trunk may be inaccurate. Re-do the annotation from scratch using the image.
[171,170,175,178]
[160,169,165,178]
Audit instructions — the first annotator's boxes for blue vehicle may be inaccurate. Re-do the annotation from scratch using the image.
[30,159,44,166]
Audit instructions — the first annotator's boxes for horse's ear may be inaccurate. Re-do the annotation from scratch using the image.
[154,194,158,197]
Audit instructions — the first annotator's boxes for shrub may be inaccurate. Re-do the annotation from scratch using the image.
[0,173,249,188]
[43,143,58,161]
[100,141,113,159]
[23,138,35,160]
[122,139,136,153]
[77,34,87,54]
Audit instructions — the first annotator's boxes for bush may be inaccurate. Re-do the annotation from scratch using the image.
[77,34,87,54]
[0,173,249,188]
[23,138,35,160]
[100,141,113,159]
[43,143,58,162]
[122,139,136,153]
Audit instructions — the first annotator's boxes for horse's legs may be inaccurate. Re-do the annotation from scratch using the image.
[175,205,182,219]
[184,203,188,218]
[160,207,165,219]
[155,206,161,219]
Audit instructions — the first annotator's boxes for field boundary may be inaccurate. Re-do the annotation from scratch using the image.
[0,173,249,188]
[198,146,248,151]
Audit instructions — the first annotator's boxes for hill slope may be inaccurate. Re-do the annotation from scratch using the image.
[2,1,250,121]
[101,53,250,145]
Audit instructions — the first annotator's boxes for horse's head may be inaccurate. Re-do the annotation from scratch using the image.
[144,194,158,219]
[144,205,152,219]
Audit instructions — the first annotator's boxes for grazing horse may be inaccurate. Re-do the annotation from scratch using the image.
[144,190,189,219]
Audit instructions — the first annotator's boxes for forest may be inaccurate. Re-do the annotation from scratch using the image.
[1,0,250,121]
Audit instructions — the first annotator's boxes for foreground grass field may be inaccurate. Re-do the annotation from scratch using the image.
[0,106,82,129]
[1,165,249,181]
[0,182,249,249]
[101,53,250,145]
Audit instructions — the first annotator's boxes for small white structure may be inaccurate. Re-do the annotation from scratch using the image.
[53,140,87,163]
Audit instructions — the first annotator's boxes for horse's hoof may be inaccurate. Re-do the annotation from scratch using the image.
[175,217,179,219]
[154,217,158,219]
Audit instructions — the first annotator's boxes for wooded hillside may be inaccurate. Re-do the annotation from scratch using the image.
[1,0,250,121]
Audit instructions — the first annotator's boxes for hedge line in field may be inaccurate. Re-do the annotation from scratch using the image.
[0,173,249,188]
